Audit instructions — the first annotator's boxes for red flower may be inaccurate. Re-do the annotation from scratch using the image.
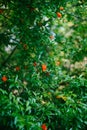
[15,66,20,71]
[42,64,47,72]
[33,62,37,67]
[49,35,54,40]
[56,12,62,18]
[41,124,47,130]
[2,76,8,82]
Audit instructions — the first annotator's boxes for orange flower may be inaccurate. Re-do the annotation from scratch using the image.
[42,64,47,72]
[2,76,8,82]
[49,35,54,40]
[59,7,64,10]
[56,61,61,66]
[56,12,62,18]
[15,66,20,71]
[33,62,37,67]
[41,124,47,130]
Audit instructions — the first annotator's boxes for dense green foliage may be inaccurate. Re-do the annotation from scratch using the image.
[0,0,87,130]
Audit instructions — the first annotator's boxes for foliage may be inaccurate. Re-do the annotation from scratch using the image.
[0,0,87,130]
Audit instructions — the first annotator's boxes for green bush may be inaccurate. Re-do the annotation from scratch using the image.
[0,0,87,129]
